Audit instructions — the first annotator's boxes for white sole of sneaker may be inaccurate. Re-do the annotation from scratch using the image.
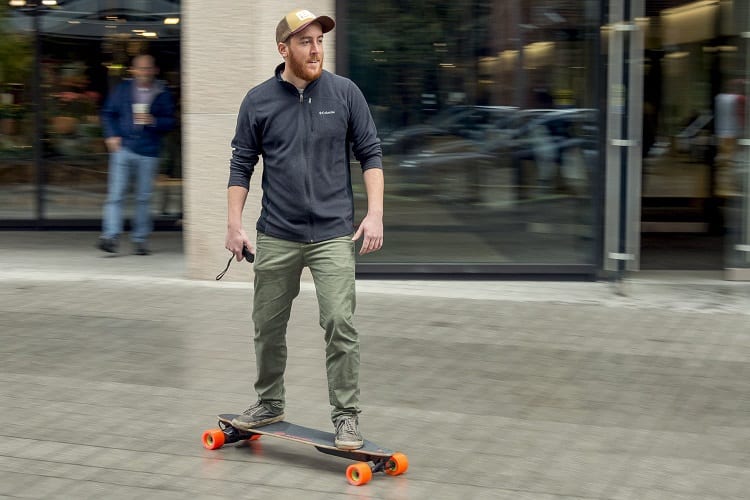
[334,441,364,451]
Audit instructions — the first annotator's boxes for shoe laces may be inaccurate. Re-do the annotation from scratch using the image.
[337,416,358,435]
[242,402,263,416]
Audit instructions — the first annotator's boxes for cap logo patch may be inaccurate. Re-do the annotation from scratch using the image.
[296,10,315,22]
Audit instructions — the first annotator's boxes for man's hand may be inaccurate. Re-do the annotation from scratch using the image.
[226,186,251,261]
[105,136,122,153]
[225,226,253,261]
[352,212,383,255]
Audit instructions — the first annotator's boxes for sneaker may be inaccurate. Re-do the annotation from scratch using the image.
[97,238,118,253]
[230,401,284,431]
[133,243,150,256]
[334,414,363,450]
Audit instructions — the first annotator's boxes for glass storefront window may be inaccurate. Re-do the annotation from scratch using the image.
[0,0,181,225]
[0,2,34,219]
[346,1,602,271]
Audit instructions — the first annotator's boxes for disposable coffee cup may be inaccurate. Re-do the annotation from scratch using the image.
[133,103,150,124]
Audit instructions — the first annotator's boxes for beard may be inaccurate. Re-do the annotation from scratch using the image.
[287,51,323,82]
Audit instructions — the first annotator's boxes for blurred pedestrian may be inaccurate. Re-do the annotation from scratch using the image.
[714,79,745,195]
[98,54,176,255]
[224,8,384,450]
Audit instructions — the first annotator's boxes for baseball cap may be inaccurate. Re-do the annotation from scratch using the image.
[276,9,335,44]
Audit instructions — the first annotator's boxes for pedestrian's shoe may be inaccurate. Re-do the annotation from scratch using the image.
[334,414,364,450]
[230,401,285,431]
[97,237,118,253]
[134,242,150,256]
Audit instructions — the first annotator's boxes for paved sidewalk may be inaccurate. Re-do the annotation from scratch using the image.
[1,231,750,499]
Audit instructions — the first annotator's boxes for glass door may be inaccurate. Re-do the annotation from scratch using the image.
[639,1,731,270]
[727,1,750,279]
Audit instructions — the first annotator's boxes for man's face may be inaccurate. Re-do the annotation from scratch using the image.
[284,22,324,82]
[132,56,157,86]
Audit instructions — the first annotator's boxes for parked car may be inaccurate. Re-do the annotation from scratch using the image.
[505,108,598,196]
[381,105,517,156]
[393,108,598,203]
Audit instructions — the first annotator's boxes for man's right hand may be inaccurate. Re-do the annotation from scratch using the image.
[105,136,122,153]
[225,226,253,262]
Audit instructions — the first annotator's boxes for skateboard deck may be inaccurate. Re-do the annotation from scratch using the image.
[201,413,408,485]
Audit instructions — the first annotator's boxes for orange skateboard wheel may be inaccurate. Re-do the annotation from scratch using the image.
[385,452,409,476]
[202,428,225,450]
[346,462,372,486]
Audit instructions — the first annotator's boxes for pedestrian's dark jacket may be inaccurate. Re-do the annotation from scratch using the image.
[229,63,382,244]
[101,79,176,158]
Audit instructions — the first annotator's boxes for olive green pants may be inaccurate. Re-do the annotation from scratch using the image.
[252,232,360,421]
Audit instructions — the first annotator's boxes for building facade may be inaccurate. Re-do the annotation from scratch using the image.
[1,1,749,280]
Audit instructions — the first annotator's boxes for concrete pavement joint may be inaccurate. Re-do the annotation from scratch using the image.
[2,270,749,315]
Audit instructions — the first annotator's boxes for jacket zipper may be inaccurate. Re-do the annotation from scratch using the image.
[300,92,314,242]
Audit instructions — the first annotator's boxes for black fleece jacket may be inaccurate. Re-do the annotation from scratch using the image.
[228,63,382,243]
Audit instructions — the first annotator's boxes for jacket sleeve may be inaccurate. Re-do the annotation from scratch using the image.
[347,81,382,171]
[100,84,122,139]
[150,89,176,134]
[228,92,261,188]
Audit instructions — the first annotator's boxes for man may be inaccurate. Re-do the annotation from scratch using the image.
[714,79,746,195]
[224,8,384,450]
[99,54,176,255]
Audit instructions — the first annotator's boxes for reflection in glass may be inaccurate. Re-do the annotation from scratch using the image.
[348,1,600,267]
[0,2,34,219]
[0,1,181,224]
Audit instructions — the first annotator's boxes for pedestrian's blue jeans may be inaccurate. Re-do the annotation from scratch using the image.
[101,147,159,242]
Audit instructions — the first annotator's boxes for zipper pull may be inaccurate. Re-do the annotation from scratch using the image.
[299,93,303,103]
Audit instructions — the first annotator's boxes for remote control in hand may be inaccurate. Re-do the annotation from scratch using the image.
[242,245,255,263]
